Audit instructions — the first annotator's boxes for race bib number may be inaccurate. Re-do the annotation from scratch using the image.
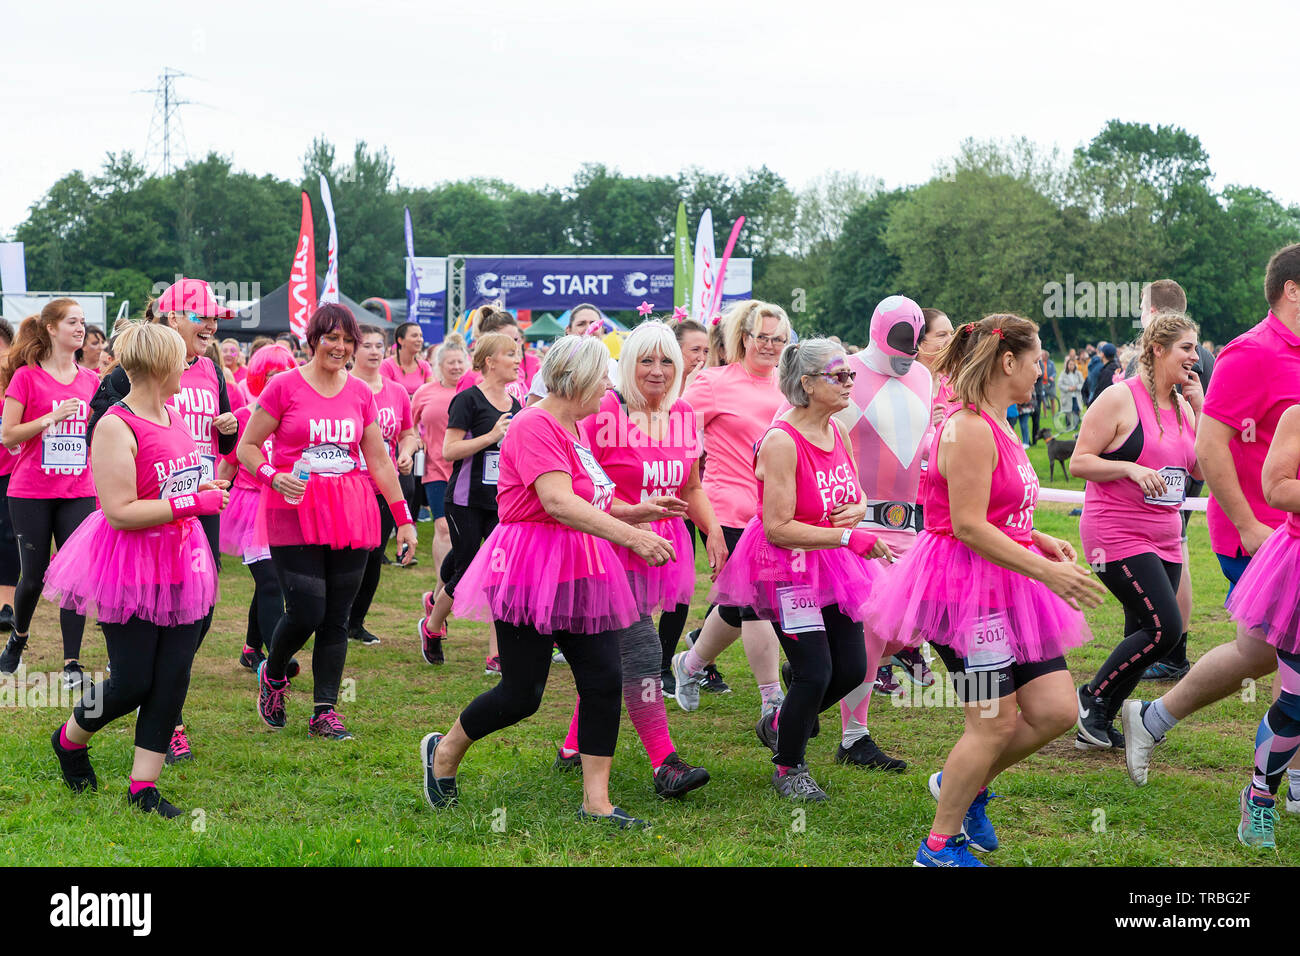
[200,454,217,483]
[158,464,203,501]
[42,434,87,468]
[482,450,501,486]
[303,442,355,475]
[1145,466,1188,507]
[966,613,1014,672]
[777,586,824,635]
[574,444,614,509]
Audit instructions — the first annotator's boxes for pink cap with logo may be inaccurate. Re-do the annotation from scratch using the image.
[155,277,236,319]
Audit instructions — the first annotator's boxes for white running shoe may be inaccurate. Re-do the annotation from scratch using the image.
[671,651,703,712]
[1286,784,1300,815]
[1121,699,1158,787]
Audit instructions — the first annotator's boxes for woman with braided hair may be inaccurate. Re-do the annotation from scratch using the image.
[1069,312,1202,749]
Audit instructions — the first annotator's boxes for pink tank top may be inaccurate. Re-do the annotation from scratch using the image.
[756,420,861,527]
[106,403,206,502]
[924,409,1038,543]
[1079,376,1198,563]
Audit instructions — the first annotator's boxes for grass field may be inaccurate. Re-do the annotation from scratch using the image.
[0,440,1290,866]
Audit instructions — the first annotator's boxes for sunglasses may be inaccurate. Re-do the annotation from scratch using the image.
[813,369,856,386]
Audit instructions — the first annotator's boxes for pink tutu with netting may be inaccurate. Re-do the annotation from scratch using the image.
[42,511,218,626]
[254,472,380,552]
[1226,526,1300,653]
[613,516,695,616]
[452,521,639,635]
[219,486,265,562]
[865,530,1092,663]
[708,519,882,623]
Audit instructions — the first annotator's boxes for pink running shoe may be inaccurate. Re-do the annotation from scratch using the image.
[308,708,354,741]
[257,661,289,729]
[164,727,193,765]
[484,656,501,677]
[873,665,901,695]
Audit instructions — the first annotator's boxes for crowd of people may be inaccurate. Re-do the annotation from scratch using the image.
[4,241,1300,864]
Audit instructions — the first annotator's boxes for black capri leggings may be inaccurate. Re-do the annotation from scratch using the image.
[266,544,369,708]
[0,475,20,588]
[773,603,868,767]
[1086,551,1183,717]
[74,616,203,753]
[9,495,95,658]
[245,558,284,653]
[349,494,398,632]
[460,620,623,757]
[713,524,759,627]
[440,502,498,598]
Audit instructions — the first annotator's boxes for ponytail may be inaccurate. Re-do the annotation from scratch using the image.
[0,298,78,391]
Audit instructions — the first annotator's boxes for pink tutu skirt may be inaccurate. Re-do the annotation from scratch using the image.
[42,511,218,626]
[865,530,1091,663]
[615,517,695,617]
[1226,526,1300,653]
[219,486,266,562]
[708,518,882,624]
[254,472,380,552]
[452,521,639,635]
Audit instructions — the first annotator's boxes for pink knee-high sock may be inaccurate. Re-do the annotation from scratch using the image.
[624,677,675,770]
[840,629,883,742]
[562,698,581,755]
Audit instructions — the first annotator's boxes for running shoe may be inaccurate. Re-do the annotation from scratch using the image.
[1120,699,1159,786]
[127,785,183,819]
[418,506,432,522]
[51,727,96,793]
[420,732,458,809]
[653,752,710,799]
[348,625,381,646]
[419,618,445,665]
[1286,783,1300,816]
[1076,685,1114,748]
[699,663,731,694]
[164,727,193,764]
[308,709,354,741]
[660,667,676,697]
[239,645,266,672]
[891,647,935,687]
[553,748,582,772]
[671,651,704,712]
[1141,659,1190,681]
[577,806,649,829]
[683,627,701,648]
[62,661,86,691]
[755,705,780,755]
[552,645,567,665]
[1075,725,1127,751]
[0,604,13,632]
[1238,786,1279,849]
[256,661,289,729]
[874,665,901,694]
[771,764,828,802]
[928,771,999,852]
[914,834,985,867]
[0,632,27,675]
[835,734,906,772]
[484,656,501,676]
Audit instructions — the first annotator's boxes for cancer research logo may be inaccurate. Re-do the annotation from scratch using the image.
[474,273,500,298]
[622,272,648,297]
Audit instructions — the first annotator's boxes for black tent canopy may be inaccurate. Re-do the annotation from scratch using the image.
[224,276,398,341]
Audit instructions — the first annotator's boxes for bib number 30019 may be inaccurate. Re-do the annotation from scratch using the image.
[42,434,87,469]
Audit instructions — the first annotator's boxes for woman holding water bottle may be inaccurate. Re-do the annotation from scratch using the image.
[238,305,416,742]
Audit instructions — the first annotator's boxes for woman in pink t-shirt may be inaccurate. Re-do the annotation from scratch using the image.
[411,335,469,600]
[45,323,227,818]
[381,321,434,530]
[422,335,674,828]
[349,325,418,646]
[455,308,540,402]
[240,305,417,742]
[0,302,100,687]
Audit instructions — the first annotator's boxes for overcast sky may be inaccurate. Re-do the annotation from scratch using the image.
[3,0,1296,239]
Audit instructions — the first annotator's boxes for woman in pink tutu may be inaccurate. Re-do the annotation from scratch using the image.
[867,314,1104,867]
[239,305,417,742]
[1225,403,1300,848]
[710,338,890,801]
[421,335,675,828]
[217,343,298,674]
[46,322,228,817]
[552,320,722,798]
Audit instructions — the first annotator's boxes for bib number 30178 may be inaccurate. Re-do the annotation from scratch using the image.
[777,586,823,635]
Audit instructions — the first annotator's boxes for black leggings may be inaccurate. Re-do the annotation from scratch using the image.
[74,616,202,753]
[266,545,368,708]
[658,603,690,672]
[773,603,868,767]
[245,559,284,653]
[400,473,423,523]
[0,476,19,587]
[350,494,398,631]
[1087,552,1183,717]
[10,495,94,658]
[713,524,758,627]
[440,502,498,598]
[460,620,623,757]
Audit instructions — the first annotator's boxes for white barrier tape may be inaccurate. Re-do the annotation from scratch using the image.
[1037,487,1209,513]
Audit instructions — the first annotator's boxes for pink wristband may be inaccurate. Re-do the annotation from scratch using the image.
[388,499,414,528]
[256,463,279,488]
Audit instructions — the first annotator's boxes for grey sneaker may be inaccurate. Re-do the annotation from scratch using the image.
[1121,699,1159,787]
[756,705,780,755]
[772,764,827,802]
[671,651,703,713]
[0,632,27,675]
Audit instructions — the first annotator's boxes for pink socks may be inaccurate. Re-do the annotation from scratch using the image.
[926,831,952,851]
[682,647,706,676]
[562,679,677,771]
[758,682,781,710]
[59,724,85,751]
[128,778,156,795]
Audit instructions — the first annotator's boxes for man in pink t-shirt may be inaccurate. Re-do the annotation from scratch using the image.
[1124,243,1300,789]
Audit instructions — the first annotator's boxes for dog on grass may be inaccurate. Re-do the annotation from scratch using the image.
[1037,428,1076,482]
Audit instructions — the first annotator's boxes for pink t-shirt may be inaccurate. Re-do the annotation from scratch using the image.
[222,405,272,492]
[257,368,378,474]
[358,377,412,493]
[5,363,100,498]
[497,406,615,524]
[581,392,702,505]
[0,384,16,479]
[411,380,458,483]
[1201,312,1300,555]
[681,363,784,529]
[168,356,223,482]
[380,356,432,396]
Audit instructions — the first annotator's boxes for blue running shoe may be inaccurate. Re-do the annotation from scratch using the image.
[914,834,985,867]
[928,771,999,852]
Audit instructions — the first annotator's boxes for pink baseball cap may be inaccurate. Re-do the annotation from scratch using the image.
[154,277,236,319]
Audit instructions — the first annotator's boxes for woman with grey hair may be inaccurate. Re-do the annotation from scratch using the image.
[421,335,675,827]
[711,338,891,801]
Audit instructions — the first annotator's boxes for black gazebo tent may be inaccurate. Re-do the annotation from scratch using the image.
[225,277,399,341]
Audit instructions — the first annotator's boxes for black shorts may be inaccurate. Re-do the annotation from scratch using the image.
[932,643,1068,702]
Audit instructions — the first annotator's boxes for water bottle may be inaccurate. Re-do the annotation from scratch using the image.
[284,455,311,506]
[413,448,426,477]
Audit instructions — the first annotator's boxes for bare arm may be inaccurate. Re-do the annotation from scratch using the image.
[759,430,850,551]
[1196,414,1273,554]
[443,421,509,462]
[1068,385,1136,483]
[2,395,80,449]
[1263,406,1300,514]
[93,416,229,530]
